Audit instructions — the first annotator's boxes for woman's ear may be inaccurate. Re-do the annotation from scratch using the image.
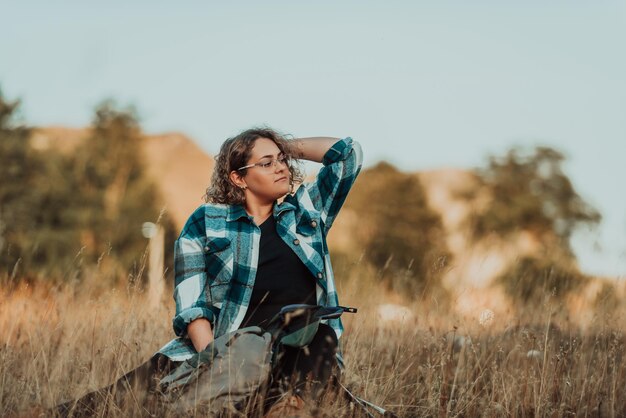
[229,170,247,189]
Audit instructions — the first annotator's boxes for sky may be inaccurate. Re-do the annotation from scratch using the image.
[1,1,625,277]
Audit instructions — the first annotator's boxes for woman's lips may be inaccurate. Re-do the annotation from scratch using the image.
[275,177,288,182]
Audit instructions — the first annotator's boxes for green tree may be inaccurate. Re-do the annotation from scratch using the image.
[470,146,601,255]
[0,90,82,279]
[70,100,173,276]
[0,90,34,276]
[0,91,174,282]
[342,162,450,295]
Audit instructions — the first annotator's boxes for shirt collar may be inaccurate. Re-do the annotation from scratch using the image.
[226,204,251,222]
[226,199,297,223]
[274,198,296,216]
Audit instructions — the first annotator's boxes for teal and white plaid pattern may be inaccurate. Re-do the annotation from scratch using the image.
[157,137,363,361]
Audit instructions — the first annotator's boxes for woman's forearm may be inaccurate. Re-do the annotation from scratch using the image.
[187,318,214,352]
[292,137,340,163]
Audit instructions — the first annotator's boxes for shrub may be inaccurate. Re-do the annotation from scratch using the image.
[497,256,587,307]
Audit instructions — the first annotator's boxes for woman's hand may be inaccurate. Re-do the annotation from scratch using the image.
[187,318,214,352]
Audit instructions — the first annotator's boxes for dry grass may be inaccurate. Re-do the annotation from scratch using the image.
[1,274,626,417]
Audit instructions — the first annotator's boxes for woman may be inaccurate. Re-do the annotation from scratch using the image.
[55,127,362,416]
[159,128,362,402]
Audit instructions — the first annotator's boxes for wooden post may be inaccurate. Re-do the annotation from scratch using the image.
[142,222,164,309]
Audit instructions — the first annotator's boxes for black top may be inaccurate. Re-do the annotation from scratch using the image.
[241,215,317,328]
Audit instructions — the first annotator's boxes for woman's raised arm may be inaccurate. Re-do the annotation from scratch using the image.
[302,137,363,234]
[292,137,341,163]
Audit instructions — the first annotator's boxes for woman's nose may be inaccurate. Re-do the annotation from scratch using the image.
[274,162,286,173]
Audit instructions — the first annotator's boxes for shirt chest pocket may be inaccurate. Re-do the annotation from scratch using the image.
[295,210,321,238]
[204,238,234,296]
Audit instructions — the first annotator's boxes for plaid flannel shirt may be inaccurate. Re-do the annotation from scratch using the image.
[157,137,363,361]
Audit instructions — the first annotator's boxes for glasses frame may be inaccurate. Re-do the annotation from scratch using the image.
[236,154,290,172]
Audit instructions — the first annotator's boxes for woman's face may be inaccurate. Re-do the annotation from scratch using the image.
[237,137,291,203]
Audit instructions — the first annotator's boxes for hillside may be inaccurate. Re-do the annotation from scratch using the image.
[141,133,213,228]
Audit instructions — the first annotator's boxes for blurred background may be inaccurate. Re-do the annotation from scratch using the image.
[1,1,625,317]
[3,3,626,415]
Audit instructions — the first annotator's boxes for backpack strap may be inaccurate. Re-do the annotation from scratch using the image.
[336,379,398,418]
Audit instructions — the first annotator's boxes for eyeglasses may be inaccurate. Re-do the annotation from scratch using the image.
[237,155,289,172]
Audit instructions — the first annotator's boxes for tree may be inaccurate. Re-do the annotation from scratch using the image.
[0,89,37,276]
[69,100,173,277]
[342,162,450,295]
[0,91,175,283]
[469,146,601,255]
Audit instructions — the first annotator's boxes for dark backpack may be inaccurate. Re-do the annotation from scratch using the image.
[158,305,396,417]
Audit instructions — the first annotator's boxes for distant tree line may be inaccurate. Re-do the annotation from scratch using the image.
[339,148,601,306]
[0,89,175,284]
[1,86,602,306]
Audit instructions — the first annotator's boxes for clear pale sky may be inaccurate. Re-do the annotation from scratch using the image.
[1,1,625,277]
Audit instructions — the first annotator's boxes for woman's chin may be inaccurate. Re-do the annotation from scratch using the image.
[277,184,291,195]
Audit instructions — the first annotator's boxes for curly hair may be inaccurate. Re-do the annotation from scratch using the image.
[204,127,304,205]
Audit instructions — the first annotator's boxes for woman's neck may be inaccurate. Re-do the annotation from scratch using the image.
[244,199,274,226]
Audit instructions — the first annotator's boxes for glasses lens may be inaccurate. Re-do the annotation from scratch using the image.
[259,156,288,171]
[257,159,273,169]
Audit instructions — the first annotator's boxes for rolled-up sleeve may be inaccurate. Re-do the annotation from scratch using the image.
[171,207,220,337]
[306,137,363,234]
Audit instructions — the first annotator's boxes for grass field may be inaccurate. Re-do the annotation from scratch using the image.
[1,273,625,417]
